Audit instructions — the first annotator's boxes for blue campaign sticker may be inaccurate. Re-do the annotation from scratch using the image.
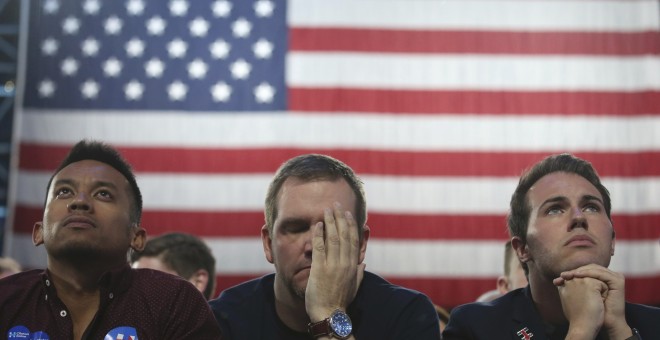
[7,325,30,339]
[31,331,50,340]
[104,326,139,340]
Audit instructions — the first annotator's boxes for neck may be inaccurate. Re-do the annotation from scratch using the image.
[273,275,310,333]
[528,270,567,326]
[47,258,115,340]
[48,259,108,293]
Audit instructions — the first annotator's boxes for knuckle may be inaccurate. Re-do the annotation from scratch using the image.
[327,235,341,245]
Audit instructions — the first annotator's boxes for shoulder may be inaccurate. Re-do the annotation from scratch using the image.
[625,302,660,335]
[132,268,195,289]
[0,270,43,299]
[208,274,274,339]
[209,274,272,317]
[442,288,525,339]
[358,271,431,305]
[130,268,204,302]
[451,290,518,319]
[352,272,441,338]
[625,302,660,315]
[0,269,41,285]
[0,270,43,305]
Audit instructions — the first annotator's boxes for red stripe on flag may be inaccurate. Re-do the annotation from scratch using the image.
[19,143,660,177]
[290,88,660,116]
[213,275,660,308]
[290,28,660,55]
[14,206,660,241]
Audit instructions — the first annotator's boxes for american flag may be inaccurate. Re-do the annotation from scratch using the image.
[6,0,660,308]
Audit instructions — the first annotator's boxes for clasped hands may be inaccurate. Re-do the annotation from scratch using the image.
[553,264,632,340]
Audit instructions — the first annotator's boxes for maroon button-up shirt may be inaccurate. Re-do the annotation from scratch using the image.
[0,264,222,339]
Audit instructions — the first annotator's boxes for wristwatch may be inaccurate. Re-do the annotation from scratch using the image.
[625,328,642,340]
[308,309,352,339]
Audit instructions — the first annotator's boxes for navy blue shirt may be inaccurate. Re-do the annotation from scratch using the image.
[210,271,441,339]
[443,286,660,340]
[0,265,222,339]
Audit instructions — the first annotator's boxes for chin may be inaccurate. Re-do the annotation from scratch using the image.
[562,254,610,272]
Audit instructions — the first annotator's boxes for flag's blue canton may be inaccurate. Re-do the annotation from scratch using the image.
[24,0,287,112]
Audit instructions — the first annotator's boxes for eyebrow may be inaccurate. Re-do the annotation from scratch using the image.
[580,194,604,205]
[277,217,310,227]
[540,194,604,209]
[52,178,119,191]
[539,196,568,209]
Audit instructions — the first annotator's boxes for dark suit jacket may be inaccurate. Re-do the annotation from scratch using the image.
[443,286,660,340]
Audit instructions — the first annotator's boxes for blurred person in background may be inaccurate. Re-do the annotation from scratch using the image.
[475,241,528,302]
[132,232,217,300]
[0,257,22,279]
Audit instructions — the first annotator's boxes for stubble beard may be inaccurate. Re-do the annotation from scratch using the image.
[47,239,101,263]
[283,273,307,300]
[528,237,611,280]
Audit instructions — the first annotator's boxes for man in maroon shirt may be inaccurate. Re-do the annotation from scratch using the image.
[0,140,222,339]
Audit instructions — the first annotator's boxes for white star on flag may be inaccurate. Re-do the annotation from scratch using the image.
[167,80,188,101]
[254,0,275,18]
[212,0,232,17]
[230,59,251,79]
[104,16,123,35]
[62,16,80,35]
[210,39,231,59]
[170,0,189,16]
[146,16,167,36]
[145,58,165,78]
[167,38,187,58]
[232,18,252,38]
[103,57,123,77]
[211,81,232,102]
[38,79,56,98]
[80,79,100,99]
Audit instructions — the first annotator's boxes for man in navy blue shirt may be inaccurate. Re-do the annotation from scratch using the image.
[0,140,222,339]
[444,154,660,340]
[210,154,440,339]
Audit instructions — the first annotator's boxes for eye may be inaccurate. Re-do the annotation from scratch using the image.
[545,205,564,215]
[281,223,309,234]
[583,203,600,212]
[95,190,113,200]
[55,187,73,197]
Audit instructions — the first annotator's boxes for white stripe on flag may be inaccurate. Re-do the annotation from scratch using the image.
[16,171,660,214]
[288,53,660,91]
[288,0,660,31]
[20,111,660,151]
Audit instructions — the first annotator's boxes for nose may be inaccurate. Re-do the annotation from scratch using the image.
[67,192,92,212]
[303,228,314,260]
[569,207,587,230]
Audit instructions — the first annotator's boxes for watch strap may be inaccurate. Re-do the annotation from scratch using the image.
[308,318,331,338]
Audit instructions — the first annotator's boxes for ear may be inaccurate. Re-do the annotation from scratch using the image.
[33,222,44,246]
[496,275,510,294]
[261,224,274,264]
[130,224,147,252]
[358,224,370,264]
[188,268,210,295]
[511,236,530,263]
[610,230,616,256]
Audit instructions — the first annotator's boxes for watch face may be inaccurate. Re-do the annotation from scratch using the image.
[330,310,352,338]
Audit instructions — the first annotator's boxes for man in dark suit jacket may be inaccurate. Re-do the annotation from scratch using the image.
[443,154,660,340]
